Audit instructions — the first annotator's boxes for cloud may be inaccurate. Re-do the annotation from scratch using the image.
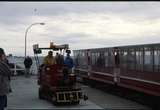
[1,2,160,56]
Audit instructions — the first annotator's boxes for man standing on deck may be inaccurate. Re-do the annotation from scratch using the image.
[24,56,33,77]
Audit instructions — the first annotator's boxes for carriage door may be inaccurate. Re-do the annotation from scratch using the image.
[87,49,91,77]
[113,47,120,84]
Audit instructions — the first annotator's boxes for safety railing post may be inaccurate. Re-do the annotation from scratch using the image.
[14,59,17,76]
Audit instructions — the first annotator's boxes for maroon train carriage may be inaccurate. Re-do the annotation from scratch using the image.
[73,43,160,97]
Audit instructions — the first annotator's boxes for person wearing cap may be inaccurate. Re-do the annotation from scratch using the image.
[64,51,74,74]
[43,51,56,65]
[0,48,12,110]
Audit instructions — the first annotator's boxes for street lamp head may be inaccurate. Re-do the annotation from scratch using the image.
[40,23,45,25]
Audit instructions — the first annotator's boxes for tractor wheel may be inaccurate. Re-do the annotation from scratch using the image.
[39,88,45,100]
[90,80,95,88]
[51,94,58,105]
[83,78,87,85]
[72,100,80,105]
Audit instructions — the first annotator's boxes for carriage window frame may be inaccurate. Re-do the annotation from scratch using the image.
[104,51,109,67]
[135,48,144,71]
[143,47,153,72]
[91,52,96,66]
[154,48,160,72]
[96,51,105,67]
[127,48,136,70]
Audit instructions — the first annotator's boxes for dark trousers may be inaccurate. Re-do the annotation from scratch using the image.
[25,68,30,77]
[0,95,7,110]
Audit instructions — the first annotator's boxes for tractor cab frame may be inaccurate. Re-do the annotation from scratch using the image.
[33,43,88,105]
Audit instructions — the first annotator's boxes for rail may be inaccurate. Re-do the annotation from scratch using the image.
[7,56,37,76]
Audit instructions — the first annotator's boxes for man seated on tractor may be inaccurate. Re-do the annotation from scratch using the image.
[55,52,64,65]
[64,50,74,74]
[61,50,74,86]
[43,51,56,65]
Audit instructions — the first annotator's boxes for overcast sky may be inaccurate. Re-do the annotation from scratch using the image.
[1,2,160,56]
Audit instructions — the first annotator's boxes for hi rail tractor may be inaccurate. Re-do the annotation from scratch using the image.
[33,42,88,105]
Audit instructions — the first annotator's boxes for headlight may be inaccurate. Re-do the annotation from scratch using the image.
[69,74,75,76]
[46,67,50,71]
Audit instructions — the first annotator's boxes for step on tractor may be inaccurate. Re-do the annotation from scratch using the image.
[33,42,88,105]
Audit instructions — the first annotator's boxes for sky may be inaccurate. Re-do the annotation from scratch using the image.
[1,2,160,56]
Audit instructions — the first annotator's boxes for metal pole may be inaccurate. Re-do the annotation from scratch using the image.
[24,23,45,58]
[25,27,29,58]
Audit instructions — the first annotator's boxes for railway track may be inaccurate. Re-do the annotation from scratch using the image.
[80,79,159,110]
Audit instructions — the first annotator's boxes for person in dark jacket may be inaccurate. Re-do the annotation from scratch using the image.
[55,52,64,65]
[63,52,74,81]
[0,48,12,110]
[24,56,33,77]
[64,52,74,73]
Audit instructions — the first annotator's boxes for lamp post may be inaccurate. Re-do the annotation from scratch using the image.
[24,22,45,58]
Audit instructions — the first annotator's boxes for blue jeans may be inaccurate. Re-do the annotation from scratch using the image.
[0,95,7,110]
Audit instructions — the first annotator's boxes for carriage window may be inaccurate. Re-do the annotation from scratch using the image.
[82,51,88,68]
[136,50,143,71]
[154,50,160,65]
[128,49,135,70]
[95,52,100,66]
[108,50,114,67]
[77,51,87,69]
[96,52,105,67]
[104,52,108,67]
[154,49,160,72]
[73,51,77,66]
[144,50,153,72]
[144,51,151,65]
[82,52,85,57]
[120,51,127,68]
[73,51,78,67]
[96,52,100,58]
[124,52,127,56]
[91,52,96,66]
